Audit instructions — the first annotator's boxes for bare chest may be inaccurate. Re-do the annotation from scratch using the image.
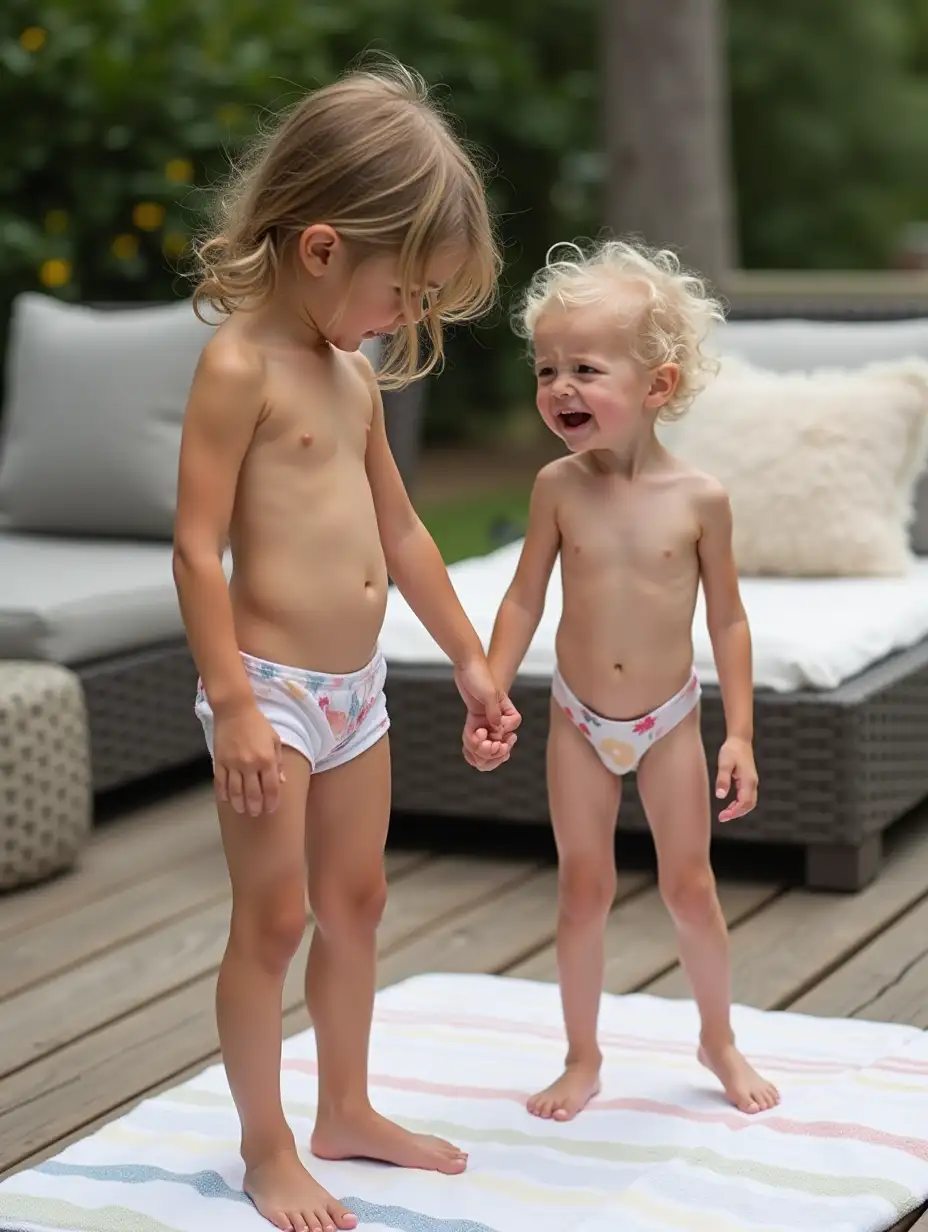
[558,488,700,585]
[247,366,371,487]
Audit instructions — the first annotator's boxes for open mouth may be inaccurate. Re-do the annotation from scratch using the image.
[558,410,593,430]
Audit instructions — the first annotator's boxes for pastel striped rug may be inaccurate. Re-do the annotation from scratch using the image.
[2,973,928,1231]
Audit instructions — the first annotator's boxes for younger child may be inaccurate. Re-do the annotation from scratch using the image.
[174,63,517,1232]
[478,239,779,1122]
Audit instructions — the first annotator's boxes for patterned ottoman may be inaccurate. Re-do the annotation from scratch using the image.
[0,662,92,891]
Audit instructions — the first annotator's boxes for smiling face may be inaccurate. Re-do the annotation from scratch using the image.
[532,302,679,453]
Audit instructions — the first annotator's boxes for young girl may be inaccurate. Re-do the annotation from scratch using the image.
[478,240,780,1122]
[174,63,518,1232]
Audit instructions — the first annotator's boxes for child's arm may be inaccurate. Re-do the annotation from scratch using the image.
[362,366,519,764]
[487,466,561,694]
[173,343,283,816]
[697,479,758,822]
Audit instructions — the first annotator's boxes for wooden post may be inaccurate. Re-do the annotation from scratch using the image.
[603,0,737,284]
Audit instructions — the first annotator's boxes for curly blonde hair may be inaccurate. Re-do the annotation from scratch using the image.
[517,238,725,420]
[193,59,500,388]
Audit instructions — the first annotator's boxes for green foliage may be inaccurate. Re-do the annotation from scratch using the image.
[418,484,531,563]
[8,0,928,438]
[0,0,601,431]
[728,0,928,268]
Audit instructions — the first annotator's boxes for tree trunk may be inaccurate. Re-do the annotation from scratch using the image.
[603,0,737,284]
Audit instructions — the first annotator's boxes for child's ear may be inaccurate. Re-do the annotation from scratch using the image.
[298,224,340,277]
[645,363,680,410]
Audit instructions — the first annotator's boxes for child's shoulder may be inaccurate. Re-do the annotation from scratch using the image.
[534,454,585,493]
[665,455,728,504]
[197,319,267,393]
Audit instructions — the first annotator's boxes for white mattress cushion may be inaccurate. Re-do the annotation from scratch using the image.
[381,541,928,692]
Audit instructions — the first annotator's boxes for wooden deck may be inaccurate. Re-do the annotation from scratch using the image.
[2,780,928,1231]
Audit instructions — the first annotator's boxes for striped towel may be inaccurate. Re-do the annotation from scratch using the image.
[2,973,927,1231]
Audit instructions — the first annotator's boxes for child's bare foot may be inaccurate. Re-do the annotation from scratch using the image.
[244,1147,357,1232]
[527,1059,602,1122]
[698,1040,780,1114]
[312,1107,467,1174]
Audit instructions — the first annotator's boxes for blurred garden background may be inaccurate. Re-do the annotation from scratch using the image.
[8,0,928,555]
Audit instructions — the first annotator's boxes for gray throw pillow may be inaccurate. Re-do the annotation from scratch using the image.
[0,294,215,540]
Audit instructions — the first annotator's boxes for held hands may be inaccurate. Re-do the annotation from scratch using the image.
[212,702,286,817]
[455,655,521,772]
[715,736,758,823]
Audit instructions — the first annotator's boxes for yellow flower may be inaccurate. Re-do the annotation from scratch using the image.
[215,103,245,129]
[20,27,46,52]
[132,202,165,231]
[39,258,71,288]
[165,158,194,184]
[44,209,69,235]
[111,234,139,260]
[162,231,188,257]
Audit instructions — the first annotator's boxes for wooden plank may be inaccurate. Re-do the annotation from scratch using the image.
[0,961,233,1175]
[508,878,779,990]
[383,849,430,879]
[789,896,928,1026]
[378,855,540,955]
[643,824,928,1009]
[0,844,231,1001]
[0,786,218,939]
[0,853,539,1173]
[0,899,233,1079]
[0,846,437,1078]
[378,869,651,988]
[884,1206,928,1232]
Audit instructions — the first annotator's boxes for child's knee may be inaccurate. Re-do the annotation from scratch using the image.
[311,871,387,939]
[558,858,616,926]
[230,891,307,973]
[660,866,718,927]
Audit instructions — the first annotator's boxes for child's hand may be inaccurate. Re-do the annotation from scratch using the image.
[213,704,285,817]
[462,695,521,771]
[715,737,758,822]
[454,656,520,771]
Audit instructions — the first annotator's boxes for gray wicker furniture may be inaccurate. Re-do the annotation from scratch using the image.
[0,662,92,890]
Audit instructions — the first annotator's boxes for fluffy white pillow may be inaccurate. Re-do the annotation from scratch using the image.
[662,357,928,577]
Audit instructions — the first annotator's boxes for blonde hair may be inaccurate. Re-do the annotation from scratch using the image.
[517,238,725,420]
[193,59,500,387]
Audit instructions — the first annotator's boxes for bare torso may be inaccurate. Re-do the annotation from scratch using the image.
[551,452,710,719]
[217,321,389,673]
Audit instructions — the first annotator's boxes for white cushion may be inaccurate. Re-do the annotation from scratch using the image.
[381,540,928,692]
[0,295,215,539]
[660,356,928,577]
